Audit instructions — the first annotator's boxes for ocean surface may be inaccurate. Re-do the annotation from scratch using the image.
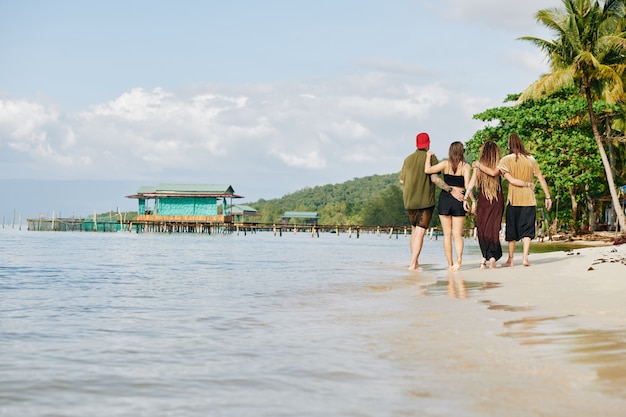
[1,228,625,417]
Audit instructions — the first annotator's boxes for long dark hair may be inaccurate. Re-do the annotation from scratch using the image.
[448,141,465,173]
[508,133,529,160]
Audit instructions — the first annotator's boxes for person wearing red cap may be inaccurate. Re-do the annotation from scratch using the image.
[399,132,464,271]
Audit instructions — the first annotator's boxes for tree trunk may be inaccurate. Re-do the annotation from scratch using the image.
[585,184,597,232]
[569,186,578,231]
[585,87,626,233]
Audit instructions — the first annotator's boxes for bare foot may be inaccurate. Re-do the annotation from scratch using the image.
[480,262,487,270]
[451,259,462,272]
[523,261,531,267]
[489,258,497,269]
[502,259,513,267]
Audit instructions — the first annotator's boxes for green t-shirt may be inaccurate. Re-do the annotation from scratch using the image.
[399,150,438,209]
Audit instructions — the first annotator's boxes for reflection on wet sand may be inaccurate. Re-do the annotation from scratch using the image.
[447,273,467,299]
[500,314,626,397]
[481,300,534,312]
[422,275,501,299]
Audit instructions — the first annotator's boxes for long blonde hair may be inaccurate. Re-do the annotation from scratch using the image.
[477,141,501,202]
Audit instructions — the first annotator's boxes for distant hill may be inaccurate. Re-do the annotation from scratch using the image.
[251,173,399,208]
[249,173,409,226]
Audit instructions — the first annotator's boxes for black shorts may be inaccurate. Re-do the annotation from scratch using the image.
[408,207,434,229]
[438,192,466,217]
[505,205,536,241]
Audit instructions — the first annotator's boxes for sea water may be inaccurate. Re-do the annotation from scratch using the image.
[0,228,624,417]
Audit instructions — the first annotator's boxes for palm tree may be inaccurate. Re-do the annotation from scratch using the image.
[519,0,626,232]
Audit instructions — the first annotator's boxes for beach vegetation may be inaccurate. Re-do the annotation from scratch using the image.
[516,0,626,232]
[467,86,614,231]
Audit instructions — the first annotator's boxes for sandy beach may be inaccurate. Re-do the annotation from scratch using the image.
[463,240,626,327]
[456,239,626,403]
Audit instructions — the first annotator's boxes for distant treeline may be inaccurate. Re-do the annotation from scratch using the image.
[249,173,448,227]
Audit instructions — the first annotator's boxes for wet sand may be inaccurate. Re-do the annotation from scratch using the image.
[464,241,626,328]
[459,241,626,402]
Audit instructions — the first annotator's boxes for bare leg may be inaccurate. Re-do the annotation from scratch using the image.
[522,236,531,266]
[450,216,465,272]
[408,225,427,270]
[503,241,515,267]
[439,215,453,269]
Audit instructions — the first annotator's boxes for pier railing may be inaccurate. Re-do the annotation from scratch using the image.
[26,216,478,239]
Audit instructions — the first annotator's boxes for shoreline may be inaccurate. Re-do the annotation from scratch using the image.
[455,242,626,398]
[463,243,626,325]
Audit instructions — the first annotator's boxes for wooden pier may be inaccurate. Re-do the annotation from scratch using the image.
[26,216,477,239]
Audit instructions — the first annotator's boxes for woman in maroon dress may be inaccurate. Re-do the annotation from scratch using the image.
[464,141,503,269]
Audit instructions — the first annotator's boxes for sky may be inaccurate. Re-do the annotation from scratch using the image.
[0,0,563,218]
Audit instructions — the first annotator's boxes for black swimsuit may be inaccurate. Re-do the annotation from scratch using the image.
[438,169,466,217]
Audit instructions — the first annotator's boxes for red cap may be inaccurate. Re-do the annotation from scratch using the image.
[416,132,430,149]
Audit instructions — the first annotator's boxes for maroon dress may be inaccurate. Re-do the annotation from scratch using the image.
[476,180,504,261]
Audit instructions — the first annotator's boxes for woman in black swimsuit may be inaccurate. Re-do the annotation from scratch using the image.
[425,142,472,272]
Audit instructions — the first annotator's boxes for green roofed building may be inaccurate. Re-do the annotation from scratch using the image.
[126,183,243,223]
[229,204,260,224]
[281,211,319,226]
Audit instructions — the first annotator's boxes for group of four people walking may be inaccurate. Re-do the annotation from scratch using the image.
[399,132,551,272]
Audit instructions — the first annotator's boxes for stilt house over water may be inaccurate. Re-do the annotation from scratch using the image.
[229,204,260,224]
[126,183,243,223]
[281,211,320,226]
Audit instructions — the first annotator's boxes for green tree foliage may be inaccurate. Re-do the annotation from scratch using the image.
[250,174,410,226]
[468,87,615,229]
[360,185,409,227]
[518,0,626,231]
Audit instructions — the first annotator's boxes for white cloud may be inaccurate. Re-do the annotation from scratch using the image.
[272,149,327,170]
[431,0,564,31]
[508,48,551,75]
[0,74,486,196]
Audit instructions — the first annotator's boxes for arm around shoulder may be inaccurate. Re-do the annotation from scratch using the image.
[473,161,500,177]
[504,173,534,189]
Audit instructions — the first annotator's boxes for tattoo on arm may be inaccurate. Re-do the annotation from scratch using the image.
[430,174,449,190]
